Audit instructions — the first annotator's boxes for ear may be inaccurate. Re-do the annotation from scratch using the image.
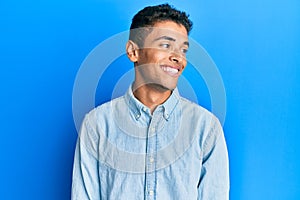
[126,40,139,63]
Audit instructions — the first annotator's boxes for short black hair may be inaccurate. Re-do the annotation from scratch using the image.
[129,4,193,47]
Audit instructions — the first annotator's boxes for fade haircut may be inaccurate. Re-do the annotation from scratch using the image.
[129,4,193,47]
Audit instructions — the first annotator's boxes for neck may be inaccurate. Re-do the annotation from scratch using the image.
[132,82,172,114]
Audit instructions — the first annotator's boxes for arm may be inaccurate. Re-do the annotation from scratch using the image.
[198,117,230,200]
[71,116,101,200]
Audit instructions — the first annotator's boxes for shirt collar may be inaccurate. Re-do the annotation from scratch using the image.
[124,84,180,121]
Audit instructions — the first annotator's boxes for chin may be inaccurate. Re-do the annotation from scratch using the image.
[159,82,177,91]
[146,83,173,92]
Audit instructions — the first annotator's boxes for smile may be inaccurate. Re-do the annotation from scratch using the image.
[160,65,180,77]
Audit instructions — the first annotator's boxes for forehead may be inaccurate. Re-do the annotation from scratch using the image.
[144,21,188,43]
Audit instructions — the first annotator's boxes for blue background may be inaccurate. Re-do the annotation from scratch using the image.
[1,0,299,199]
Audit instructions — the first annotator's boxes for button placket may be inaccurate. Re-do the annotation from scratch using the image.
[145,112,160,200]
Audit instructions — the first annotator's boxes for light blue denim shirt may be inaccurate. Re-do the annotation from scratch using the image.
[72,86,229,200]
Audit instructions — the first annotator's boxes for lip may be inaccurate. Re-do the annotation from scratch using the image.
[160,65,181,77]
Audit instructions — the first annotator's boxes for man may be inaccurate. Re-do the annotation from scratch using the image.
[72,4,229,200]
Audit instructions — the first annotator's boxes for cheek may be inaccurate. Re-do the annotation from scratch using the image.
[139,48,171,66]
[152,50,169,62]
[143,51,165,64]
[183,59,187,67]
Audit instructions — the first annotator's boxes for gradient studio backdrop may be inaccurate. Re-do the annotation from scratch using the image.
[0,0,299,199]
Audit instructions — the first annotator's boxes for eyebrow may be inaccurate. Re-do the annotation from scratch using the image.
[153,36,189,47]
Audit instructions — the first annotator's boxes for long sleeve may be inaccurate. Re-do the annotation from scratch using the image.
[71,116,101,200]
[198,117,230,200]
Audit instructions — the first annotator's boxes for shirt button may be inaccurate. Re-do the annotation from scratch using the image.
[151,127,155,133]
[149,157,154,163]
[142,107,147,112]
[136,114,140,118]
[149,190,154,196]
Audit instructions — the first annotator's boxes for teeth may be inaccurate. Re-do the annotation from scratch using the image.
[161,66,179,74]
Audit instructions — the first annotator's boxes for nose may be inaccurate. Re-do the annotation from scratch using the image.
[169,51,182,63]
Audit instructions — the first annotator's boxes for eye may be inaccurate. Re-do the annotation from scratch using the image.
[160,43,170,49]
[181,48,188,54]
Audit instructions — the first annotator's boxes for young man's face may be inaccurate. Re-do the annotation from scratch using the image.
[134,20,189,91]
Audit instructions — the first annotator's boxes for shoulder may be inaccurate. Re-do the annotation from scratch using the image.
[82,95,126,130]
[178,96,223,143]
[178,96,217,122]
